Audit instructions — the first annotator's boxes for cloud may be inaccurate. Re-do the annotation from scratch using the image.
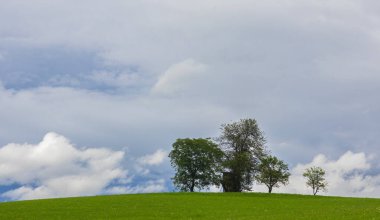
[105,179,167,194]
[138,149,168,166]
[0,83,230,156]
[0,132,127,200]
[89,71,140,88]
[255,151,380,198]
[152,59,207,96]
[289,151,380,197]
[133,149,169,176]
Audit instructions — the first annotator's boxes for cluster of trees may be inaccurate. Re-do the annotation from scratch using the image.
[169,118,327,195]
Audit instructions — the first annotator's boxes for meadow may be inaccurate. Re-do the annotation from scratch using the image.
[0,193,379,219]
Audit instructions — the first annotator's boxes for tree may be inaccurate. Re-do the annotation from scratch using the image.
[303,166,327,195]
[218,118,266,192]
[256,155,290,193]
[169,138,224,192]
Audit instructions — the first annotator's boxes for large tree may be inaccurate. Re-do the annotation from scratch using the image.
[303,166,327,195]
[256,155,290,193]
[169,138,224,192]
[218,118,266,192]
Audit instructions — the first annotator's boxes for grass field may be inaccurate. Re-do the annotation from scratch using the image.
[0,193,379,219]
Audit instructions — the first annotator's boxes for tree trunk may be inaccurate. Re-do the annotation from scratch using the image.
[268,187,272,193]
[190,179,195,192]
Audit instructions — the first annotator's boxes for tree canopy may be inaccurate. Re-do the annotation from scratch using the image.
[169,138,224,192]
[303,166,327,195]
[256,155,290,193]
[169,118,295,194]
[218,118,266,192]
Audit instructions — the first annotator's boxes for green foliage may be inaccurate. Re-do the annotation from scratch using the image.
[256,155,290,193]
[0,193,379,219]
[218,118,266,192]
[303,166,328,195]
[169,138,224,192]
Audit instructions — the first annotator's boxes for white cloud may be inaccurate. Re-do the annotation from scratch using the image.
[0,132,127,200]
[152,59,207,96]
[255,151,380,198]
[133,149,168,176]
[138,149,168,166]
[0,84,230,157]
[1,0,380,163]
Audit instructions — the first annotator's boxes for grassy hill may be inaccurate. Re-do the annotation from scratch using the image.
[0,193,379,219]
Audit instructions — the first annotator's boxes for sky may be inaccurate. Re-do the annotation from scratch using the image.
[0,0,380,200]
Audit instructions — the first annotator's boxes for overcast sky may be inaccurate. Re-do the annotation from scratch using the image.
[1,0,380,200]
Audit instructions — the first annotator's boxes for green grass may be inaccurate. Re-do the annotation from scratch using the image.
[0,193,379,219]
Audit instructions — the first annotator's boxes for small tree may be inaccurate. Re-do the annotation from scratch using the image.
[169,138,224,192]
[303,166,327,195]
[256,155,290,193]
